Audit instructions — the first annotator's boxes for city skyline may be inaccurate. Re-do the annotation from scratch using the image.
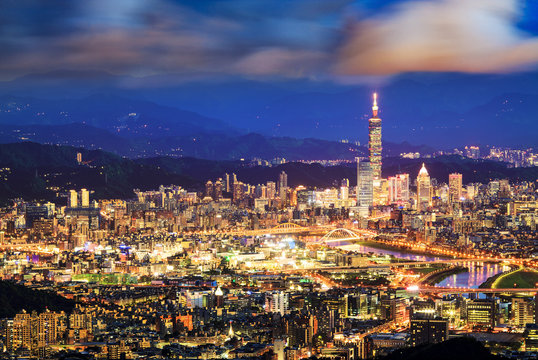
[0,1,537,360]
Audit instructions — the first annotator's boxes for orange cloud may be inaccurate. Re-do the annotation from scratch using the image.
[337,0,538,75]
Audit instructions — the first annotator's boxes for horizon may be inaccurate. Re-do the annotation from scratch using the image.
[0,1,537,148]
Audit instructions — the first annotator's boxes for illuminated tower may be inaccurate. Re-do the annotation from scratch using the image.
[416,163,431,211]
[369,93,382,180]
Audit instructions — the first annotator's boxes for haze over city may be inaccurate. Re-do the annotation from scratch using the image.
[0,1,537,360]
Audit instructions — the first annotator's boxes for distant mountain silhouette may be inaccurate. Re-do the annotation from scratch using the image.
[0,122,434,160]
[1,70,537,147]
[0,94,236,137]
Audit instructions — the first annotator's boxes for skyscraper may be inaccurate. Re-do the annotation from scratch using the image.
[205,180,214,199]
[416,164,431,211]
[368,93,382,180]
[357,158,373,217]
[278,171,288,191]
[279,171,288,203]
[81,188,90,207]
[224,173,230,193]
[388,174,410,204]
[69,190,78,208]
[448,173,463,204]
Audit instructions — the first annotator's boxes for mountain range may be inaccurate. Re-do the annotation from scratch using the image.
[0,94,434,160]
[1,70,538,148]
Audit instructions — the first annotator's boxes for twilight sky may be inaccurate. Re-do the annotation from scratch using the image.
[1,0,538,81]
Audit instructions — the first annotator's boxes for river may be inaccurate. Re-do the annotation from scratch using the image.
[331,242,508,288]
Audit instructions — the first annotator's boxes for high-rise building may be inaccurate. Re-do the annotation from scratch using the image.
[340,185,349,200]
[265,291,289,316]
[214,179,223,200]
[6,311,61,352]
[278,171,288,190]
[69,190,78,208]
[368,93,382,180]
[416,164,431,211]
[511,297,534,327]
[356,159,373,217]
[224,173,230,193]
[80,189,90,207]
[448,173,463,204]
[279,171,288,202]
[205,181,214,199]
[466,299,495,328]
[388,174,410,204]
[266,181,276,199]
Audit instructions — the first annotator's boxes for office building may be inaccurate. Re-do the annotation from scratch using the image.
[466,299,495,328]
[81,188,90,207]
[357,159,373,217]
[511,297,535,327]
[388,174,410,204]
[69,190,78,208]
[265,291,289,316]
[416,163,431,211]
[449,173,463,204]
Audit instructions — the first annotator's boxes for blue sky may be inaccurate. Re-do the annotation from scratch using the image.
[1,0,538,81]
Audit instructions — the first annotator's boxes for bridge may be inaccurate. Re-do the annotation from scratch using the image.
[318,228,377,244]
[273,258,505,273]
[198,222,336,237]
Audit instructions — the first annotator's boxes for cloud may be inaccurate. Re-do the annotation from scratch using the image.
[337,0,538,75]
[234,48,328,76]
[0,0,344,81]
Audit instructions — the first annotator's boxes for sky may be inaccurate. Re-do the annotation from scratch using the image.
[1,0,538,82]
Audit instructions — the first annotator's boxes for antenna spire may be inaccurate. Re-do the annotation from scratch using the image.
[372,92,379,117]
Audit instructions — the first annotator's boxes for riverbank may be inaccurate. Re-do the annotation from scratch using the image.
[479,265,521,289]
[492,268,538,289]
[354,240,453,260]
[420,266,468,285]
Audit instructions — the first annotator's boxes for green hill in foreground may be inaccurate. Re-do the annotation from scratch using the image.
[0,281,75,318]
[493,269,538,289]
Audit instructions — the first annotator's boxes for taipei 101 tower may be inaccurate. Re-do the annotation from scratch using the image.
[369,93,382,179]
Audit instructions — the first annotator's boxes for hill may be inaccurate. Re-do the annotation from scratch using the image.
[0,281,75,318]
[0,143,535,205]
[0,142,197,204]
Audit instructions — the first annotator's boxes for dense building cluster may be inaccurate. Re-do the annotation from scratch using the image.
[0,95,536,359]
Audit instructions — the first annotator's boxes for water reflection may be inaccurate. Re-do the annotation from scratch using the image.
[332,242,506,288]
[435,262,510,288]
